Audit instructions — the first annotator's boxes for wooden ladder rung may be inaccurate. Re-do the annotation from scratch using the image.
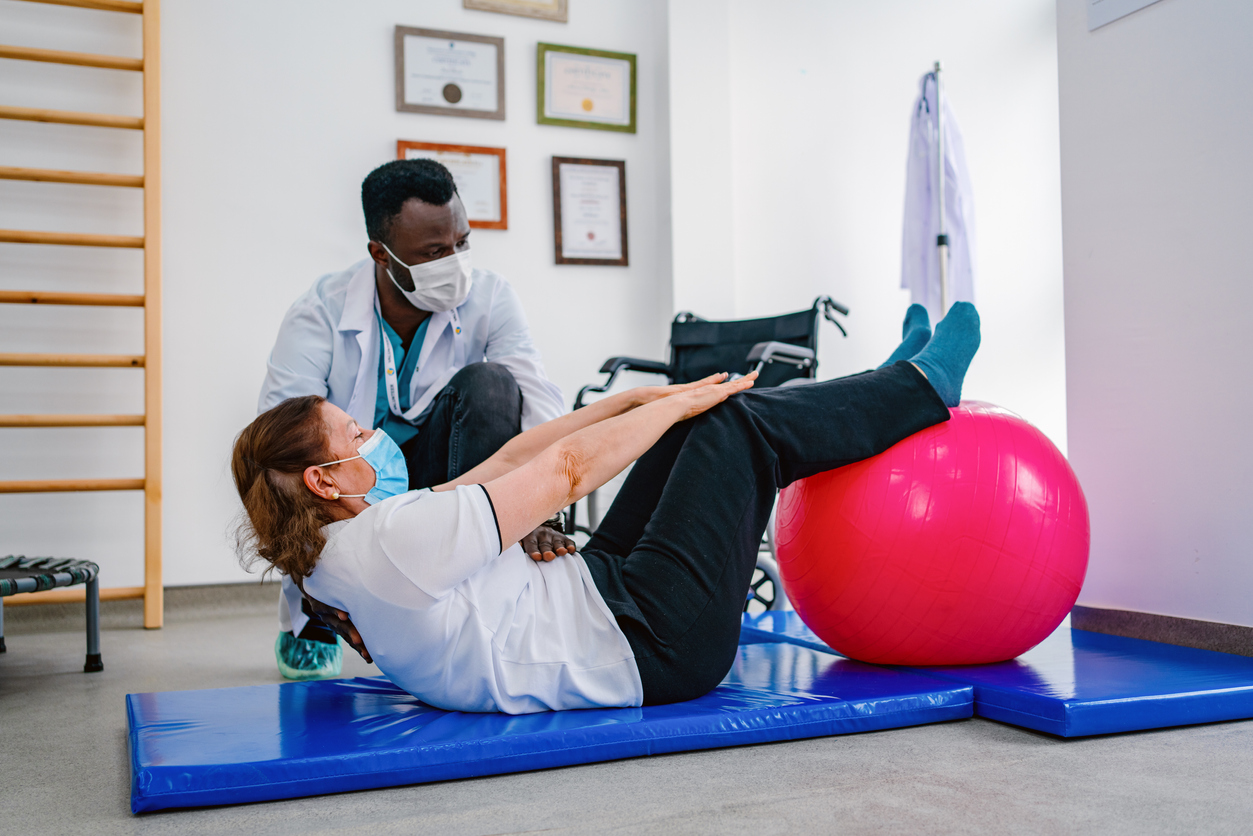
[3,584,145,606]
[19,0,144,15]
[0,104,143,130]
[0,290,145,306]
[0,44,143,71]
[0,478,145,494]
[8,0,162,629]
[0,229,144,248]
[0,166,143,188]
[0,414,144,427]
[0,353,144,368]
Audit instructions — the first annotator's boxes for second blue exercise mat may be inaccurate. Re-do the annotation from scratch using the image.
[128,642,972,812]
[742,611,1253,737]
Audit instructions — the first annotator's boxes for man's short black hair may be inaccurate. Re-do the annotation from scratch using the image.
[361,159,459,244]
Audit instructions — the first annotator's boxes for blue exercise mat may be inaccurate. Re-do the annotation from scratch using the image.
[742,611,1253,737]
[127,641,972,812]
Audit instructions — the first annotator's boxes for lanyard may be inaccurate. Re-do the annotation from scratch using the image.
[378,309,409,421]
[376,307,461,423]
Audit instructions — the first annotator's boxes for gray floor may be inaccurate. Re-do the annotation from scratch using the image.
[3,587,1252,835]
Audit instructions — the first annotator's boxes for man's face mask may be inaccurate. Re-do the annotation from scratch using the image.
[318,430,408,505]
[378,240,473,313]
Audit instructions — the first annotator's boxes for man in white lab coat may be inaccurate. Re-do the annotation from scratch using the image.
[258,159,568,679]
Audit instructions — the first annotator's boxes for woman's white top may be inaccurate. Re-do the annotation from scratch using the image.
[303,486,643,714]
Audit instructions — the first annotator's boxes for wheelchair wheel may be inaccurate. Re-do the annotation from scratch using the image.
[744,555,785,614]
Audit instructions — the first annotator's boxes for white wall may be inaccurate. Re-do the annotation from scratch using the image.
[0,0,672,587]
[667,0,734,320]
[669,0,1067,451]
[1058,0,1253,627]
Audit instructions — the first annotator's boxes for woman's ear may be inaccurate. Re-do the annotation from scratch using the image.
[304,465,339,501]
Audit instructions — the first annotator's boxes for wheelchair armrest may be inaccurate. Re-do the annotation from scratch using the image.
[576,357,672,409]
[599,356,672,376]
[747,341,815,369]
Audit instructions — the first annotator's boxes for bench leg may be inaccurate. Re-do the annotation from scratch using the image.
[0,596,6,653]
[84,577,103,673]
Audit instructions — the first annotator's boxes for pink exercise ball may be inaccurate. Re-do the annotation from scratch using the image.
[775,401,1089,666]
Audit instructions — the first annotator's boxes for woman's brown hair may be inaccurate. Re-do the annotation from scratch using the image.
[231,395,333,583]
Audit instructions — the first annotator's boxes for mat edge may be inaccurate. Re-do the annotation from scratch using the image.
[130,689,974,813]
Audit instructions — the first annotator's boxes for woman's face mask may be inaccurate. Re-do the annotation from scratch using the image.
[378,241,473,313]
[318,430,408,505]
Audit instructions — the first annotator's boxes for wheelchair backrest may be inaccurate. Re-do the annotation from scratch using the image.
[668,306,820,388]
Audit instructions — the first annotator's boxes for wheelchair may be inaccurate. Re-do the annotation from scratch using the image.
[569,296,850,614]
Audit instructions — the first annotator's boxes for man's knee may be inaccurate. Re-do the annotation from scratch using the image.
[447,362,521,408]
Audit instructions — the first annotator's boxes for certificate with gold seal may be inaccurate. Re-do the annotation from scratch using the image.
[395,27,506,120]
[537,43,636,133]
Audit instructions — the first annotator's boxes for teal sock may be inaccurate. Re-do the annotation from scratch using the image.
[878,304,932,369]
[908,301,980,407]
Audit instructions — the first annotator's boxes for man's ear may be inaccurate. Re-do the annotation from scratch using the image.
[367,240,390,267]
[304,465,339,501]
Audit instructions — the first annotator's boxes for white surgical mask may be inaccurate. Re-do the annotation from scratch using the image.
[379,241,473,312]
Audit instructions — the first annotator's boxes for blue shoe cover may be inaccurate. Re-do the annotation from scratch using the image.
[275,631,342,681]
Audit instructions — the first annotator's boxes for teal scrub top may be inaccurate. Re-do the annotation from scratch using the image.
[373,315,430,447]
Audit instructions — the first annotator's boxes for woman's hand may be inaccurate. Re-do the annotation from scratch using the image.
[521,523,577,562]
[670,371,758,420]
[630,372,734,407]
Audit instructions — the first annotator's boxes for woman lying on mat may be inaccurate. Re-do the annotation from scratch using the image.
[231,303,980,714]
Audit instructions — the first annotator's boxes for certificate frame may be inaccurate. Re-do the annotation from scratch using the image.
[537,43,637,133]
[397,141,508,230]
[395,26,506,121]
[551,156,628,267]
[463,0,568,22]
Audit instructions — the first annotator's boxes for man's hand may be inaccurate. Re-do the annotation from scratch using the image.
[304,594,373,664]
[521,523,577,562]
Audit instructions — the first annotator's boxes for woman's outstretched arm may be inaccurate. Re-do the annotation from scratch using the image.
[481,373,756,552]
[434,373,733,491]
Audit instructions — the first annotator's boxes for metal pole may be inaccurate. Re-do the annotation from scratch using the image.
[934,61,950,316]
[586,490,600,532]
[84,576,103,672]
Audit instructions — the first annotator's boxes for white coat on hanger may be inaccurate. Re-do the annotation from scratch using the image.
[901,71,977,322]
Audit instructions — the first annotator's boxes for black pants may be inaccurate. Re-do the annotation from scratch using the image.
[581,362,950,705]
[401,362,524,488]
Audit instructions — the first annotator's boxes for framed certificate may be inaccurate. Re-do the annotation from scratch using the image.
[398,141,508,230]
[552,157,628,266]
[464,0,568,22]
[537,43,636,133]
[395,27,505,120]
